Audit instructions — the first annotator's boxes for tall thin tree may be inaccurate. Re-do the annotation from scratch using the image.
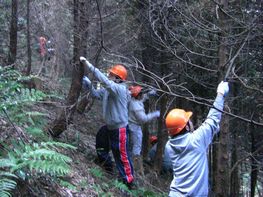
[7,0,18,65]
[26,0,32,75]
[49,0,88,137]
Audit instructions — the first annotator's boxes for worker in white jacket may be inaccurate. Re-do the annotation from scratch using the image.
[80,57,134,188]
[128,85,160,175]
[165,81,229,196]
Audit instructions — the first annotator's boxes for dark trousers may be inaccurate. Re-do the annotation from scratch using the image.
[96,125,134,183]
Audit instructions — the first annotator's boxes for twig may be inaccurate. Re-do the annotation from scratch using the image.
[230,144,263,175]
[2,109,26,144]
[224,31,250,80]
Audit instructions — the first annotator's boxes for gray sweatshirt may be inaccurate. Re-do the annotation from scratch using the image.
[83,62,130,130]
[128,94,159,125]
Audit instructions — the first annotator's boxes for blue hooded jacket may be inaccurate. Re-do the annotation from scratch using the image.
[166,95,225,197]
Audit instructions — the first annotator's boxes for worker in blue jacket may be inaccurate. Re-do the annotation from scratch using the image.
[165,81,229,196]
[80,57,134,188]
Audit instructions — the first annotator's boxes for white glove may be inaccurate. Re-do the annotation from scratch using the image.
[80,56,86,62]
[153,110,160,118]
[148,89,157,96]
[82,76,91,88]
[217,81,229,96]
[80,56,93,70]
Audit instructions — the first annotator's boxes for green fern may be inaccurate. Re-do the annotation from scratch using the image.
[39,141,76,150]
[0,66,47,114]
[0,171,17,197]
[59,179,77,191]
[0,66,78,196]
[13,142,74,175]
[112,180,131,194]
[1,141,76,179]
[25,127,47,140]
[0,141,76,195]
[14,111,48,126]
[0,88,47,112]
[90,167,104,178]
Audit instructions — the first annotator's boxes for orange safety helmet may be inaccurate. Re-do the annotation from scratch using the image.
[165,108,193,136]
[149,135,158,145]
[129,85,142,98]
[109,64,127,81]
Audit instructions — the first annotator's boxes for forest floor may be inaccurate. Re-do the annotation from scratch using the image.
[1,76,172,197]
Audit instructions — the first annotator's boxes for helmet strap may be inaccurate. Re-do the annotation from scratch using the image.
[110,74,123,83]
[186,120,194,132]
[171,125,190,138]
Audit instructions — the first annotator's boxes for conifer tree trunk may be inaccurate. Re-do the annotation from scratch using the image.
[154,91,167,173]
[7,0,18,65]
[250,108,262,197]
[153,55,169,173]
[230,84,240,195]
[214,0,230,195]
[250,124,258,197]
[77,0,100,112]
[140,32,155,160]
[49,0,88,137]
[26,0,32,75]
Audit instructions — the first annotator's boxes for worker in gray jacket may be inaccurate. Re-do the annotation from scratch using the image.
[165,81,229,196]
[80,57,134,188]
[128,85,160,176]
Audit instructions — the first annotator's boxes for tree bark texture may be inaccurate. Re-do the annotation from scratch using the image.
[230,83,240,196]
[8,0,18,65]
[49,0,88,137]
[26,0,32,75]
[250,109,262,197]
[140,39,155,160]
[154,84,168,173]
[214,0,230,195]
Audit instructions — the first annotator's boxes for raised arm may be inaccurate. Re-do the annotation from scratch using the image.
[80,57,113,87]
[134,109,160,124]
[193,81,229,149]
[82,76,104,100]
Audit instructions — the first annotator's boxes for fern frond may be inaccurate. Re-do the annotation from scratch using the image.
[15,111,48,120]
[0,159,16,168]
[40,141,76,150]
[90,167,104,178]
[28,160,71,176]
[24,148,72,163]
[112,180,130,193]
[0,170,17,197]
[25,127,47,139]
[3,140,74,178]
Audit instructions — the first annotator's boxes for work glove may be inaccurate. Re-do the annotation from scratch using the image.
[80,56,93,70]
[82,76,91,89]
[217,81,229,96]
[153,110,160,118]
[148,89,158,96]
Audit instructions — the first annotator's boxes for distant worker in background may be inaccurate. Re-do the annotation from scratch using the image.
[165,81,229,196]
[148,135,173,174]
[39,36,47,58]
[37,36,56,75]
[128,85,160,176]
[80,57,135,189]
